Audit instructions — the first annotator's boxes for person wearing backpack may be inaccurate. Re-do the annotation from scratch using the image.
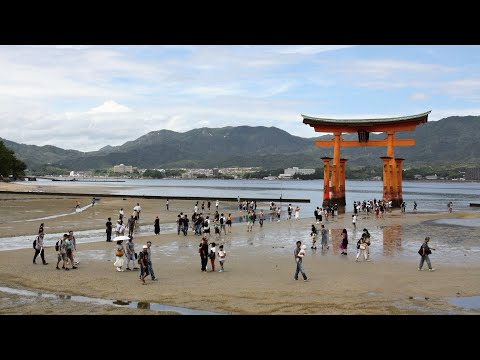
[33,230,48,265]
[56,234,68,270]
[220,214,226,235]
[418,236,436,271]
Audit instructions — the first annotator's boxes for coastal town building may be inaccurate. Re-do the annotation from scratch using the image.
[113,164,133,173]
[278,167,315,178]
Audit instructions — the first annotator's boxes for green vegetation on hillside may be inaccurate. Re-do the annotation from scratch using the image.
[0,140,27,179]
[3,116,480,174]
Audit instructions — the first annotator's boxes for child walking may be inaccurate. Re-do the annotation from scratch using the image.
[209,242,217,272]
[218,244,226,272]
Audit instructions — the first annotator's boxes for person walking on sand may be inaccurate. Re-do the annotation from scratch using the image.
[294,241,308,281]
[209,242,217,272]
[362,228,371,258]
[207,200,211,212]
[340,228,348,255]
[125,236,139,271]
[258,210,264,228]
[218,244,226,272]
[128,215,135,237]
[356,233,370,262]
[154,216,160,235]
[418,236,436,271]
[310,224,318,249]
[199,237,209,272]
[33,230,48,265]
[246,210,254,232]
[64,234,77,270]
[134,203,142,220]
[138,245,150,284]
[106,217,112,242]
[320,225,329,250]
[216,199,219,210]
[352,214,357,230]
[146,241,157,281]
[114,240,125,272]
[166,199,169,211]
[68,230,79,265]
[56,234,68,270]
[219,214,226,235]
[226,213,233,233]
[295,206,300,220]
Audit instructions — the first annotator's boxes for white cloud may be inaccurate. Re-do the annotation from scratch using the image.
[0,45,479,154]
[276,45,354,55]
[86,100,131,114]
[410,92,428,101]
[182,86,240,97]
[440,78,480,101]
[340,59,454,78]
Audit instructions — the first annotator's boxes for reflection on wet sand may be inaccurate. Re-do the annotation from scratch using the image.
[382,224,402,256]
[137,301,150,310]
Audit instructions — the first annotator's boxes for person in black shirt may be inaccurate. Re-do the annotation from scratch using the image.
[199,237,209,272]
[106,217,112,242]
[154,216,160,235]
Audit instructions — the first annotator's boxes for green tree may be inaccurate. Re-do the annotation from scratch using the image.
[0,141,27,179]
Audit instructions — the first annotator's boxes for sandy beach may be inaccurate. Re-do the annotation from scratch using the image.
[1,181,479,315]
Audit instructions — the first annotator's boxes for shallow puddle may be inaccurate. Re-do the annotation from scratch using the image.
[0,286,219,315]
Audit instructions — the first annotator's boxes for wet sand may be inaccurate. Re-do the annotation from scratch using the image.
[1,181,479,315]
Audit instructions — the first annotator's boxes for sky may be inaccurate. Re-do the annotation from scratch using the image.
[1,45,480,152]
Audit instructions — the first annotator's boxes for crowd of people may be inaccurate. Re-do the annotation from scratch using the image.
[31,198,440,285]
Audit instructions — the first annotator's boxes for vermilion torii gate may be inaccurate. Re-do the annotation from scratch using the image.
[302,111,431,208]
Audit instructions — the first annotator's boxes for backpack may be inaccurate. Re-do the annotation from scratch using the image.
[220,217,224,225]
[55,241,59,251]
[418,246,424,256]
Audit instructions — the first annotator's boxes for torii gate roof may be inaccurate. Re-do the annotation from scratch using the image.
[302,111,431,130]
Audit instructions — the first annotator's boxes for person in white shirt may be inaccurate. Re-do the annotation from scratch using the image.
[133,203,142,220]
[218,245,226,272]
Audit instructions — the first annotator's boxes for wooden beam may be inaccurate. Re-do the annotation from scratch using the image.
[315,139,415,147]
[308,120,425,133]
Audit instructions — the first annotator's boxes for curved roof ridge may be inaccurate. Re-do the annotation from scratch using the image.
[302,111,431,124]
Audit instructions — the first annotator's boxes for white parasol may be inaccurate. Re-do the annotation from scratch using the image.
[113,235,130,241]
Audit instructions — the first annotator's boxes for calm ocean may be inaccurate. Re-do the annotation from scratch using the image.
[28,178,480,215]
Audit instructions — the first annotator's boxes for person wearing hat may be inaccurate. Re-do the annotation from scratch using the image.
[138,245,150,284]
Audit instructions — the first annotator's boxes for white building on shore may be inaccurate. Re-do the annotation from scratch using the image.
[279,167,315,178]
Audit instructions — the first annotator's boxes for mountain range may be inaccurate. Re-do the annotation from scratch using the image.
[2,116,480,171]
